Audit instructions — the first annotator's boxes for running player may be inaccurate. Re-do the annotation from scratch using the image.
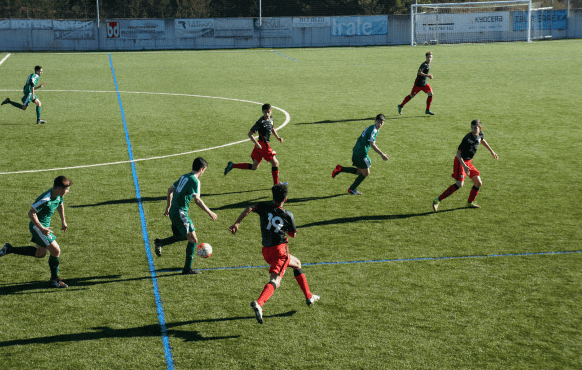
[224,103,287,186]
[2,65,47,124]
[433,119,498,211]
[331,114,389,195]
[228,184,319,324]
[154,157,217,275]
[0,176,72,288]
[398,52,435,116]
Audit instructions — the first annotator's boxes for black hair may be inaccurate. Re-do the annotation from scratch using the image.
[471,119,482,127]
[272,183,288,203]
[375,114,386,122]
[262,103,271,112]
[53,176,72,188]
[192,157,208,171]
[426,52,432,56]
[34,65,42,72]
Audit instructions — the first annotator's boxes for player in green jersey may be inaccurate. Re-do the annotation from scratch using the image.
[1,65,47,124]
[331,114,389,195]
[154,157,217,275]
[0,176,72,288]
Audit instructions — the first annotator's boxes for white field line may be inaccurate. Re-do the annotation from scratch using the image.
[0,54,11,65]
[0,90,291,175]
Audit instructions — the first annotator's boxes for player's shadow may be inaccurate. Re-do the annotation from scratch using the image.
[70,189,269,208]
[214,193,345,211]
[299,207,465,228]
[0,274,166,295]
[0,311,297,347]
[295,117,375,125]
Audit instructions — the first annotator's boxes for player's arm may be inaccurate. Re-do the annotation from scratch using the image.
[229,205,256,234]
[164,185,174,217]
[248,130,262,150]
[194,194,217,221]
[417,66,433,79]
[456,149,471,173]
[57,203,68,232]
[286,211,297,238]
[481,139,498,160]
[271,127,283,143]
[371,142,389,161]
[28,207,51,235]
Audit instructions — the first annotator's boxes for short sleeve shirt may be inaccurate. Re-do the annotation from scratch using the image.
[252,202,297,247]
[169,173,200,215]
[23,73,40,95]
[250,116,274,143]
[353,124,379,157]
[414,62,430,87]
[30,189,63,228]
[458,131,485,160]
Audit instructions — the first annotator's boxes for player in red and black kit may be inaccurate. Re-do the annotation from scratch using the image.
[398,51,435,115]
[433,119,498,212]
[224,103,287,186]
[229,184,319,324]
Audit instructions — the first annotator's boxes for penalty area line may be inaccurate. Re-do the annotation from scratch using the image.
[0,54,11,65]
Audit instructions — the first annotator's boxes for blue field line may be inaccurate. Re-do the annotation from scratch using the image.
[109,54,175,370]
[271,50,297,61]
[164,250,580,273]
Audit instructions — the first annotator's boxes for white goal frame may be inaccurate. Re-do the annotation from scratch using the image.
[411,0,532,46]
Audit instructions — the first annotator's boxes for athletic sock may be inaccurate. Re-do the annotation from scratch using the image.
[36,105,41,120]
[9,101,23,109]
[257,282,276,307]
[427,96,433,110]
[468,186,480,203]
[233,163,252,170]
[159,234,185,246]
[184,242,196,270]
[293,269,312,299]
[9,246,37,256]
[271,166,279,185]
[349,174,366,191]
[438,184,460,201]
[401,95,412,107]
[48,255,59,280]
[340,167,358,175]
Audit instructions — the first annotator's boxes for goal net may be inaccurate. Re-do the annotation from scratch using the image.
[411,0,536,46]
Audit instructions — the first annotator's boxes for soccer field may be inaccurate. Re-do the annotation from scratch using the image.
[0,40,580,369]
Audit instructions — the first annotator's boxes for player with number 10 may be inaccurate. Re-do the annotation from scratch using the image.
[229,183,319,324]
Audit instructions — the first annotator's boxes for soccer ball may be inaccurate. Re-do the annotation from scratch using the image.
[196,243,212,258]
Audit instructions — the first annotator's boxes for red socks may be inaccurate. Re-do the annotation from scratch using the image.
[257,282,276,307]
[439,184,459,201]
[233,163,252,170]
[401,95,412,107]
[294,269,312,299]
[427,96,433,109]
[271,167,279,185]
[468,186,480,203]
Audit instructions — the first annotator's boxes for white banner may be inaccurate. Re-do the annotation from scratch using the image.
[106,19,166,39]
[292,17,331,28]
[214,18,253,37]
[416,12,510,34]
[255,18,292,37]
[9,19,52,30]
[175,19,214,38]
[0,20,9,30]
[53,20,95,40]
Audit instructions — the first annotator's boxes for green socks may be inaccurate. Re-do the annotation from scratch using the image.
[49,255,59,280]
[36,105,41,120]
[184,242,196,270]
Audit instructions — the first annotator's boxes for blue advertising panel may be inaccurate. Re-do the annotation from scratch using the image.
[331,16,387,36]
[513,10,567,31]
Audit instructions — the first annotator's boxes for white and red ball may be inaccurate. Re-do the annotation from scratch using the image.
[196,243,212,258]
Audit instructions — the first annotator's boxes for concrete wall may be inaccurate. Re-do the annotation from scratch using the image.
[0,13,578,52]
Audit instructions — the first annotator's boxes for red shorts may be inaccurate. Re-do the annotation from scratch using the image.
[452,157,480,181]
[262,243,290,277]
[251,141,276,163]
[411,84,432,96]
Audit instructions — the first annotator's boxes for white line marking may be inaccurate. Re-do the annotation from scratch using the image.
[0,54,11,65]
[0,90,291,175]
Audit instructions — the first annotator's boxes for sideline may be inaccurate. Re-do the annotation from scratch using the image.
[0,54,11,65]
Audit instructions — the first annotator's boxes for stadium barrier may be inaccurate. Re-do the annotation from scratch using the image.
[0,11,579,51]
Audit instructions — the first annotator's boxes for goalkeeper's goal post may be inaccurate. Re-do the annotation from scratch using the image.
[411,0,534,46]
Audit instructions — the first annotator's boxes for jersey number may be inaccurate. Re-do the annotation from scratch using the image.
[176,176,188,193]
[266,213,284,233]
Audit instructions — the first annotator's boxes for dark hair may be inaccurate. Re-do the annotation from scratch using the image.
[262,103,271,112]
[34,65,42,72]
[375,114,386,122]
[471,119,482,127]
[426,52,432,56]
[53,176,72,188]
[192,157,208,171]
[272,183,288,203]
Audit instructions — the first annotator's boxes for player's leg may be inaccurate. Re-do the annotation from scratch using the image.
[154,224,187,257]
[348,162,370,195]
[0,243,13,257]
[1,98,12,106]
[288,255,319,305]
[2,243,36,257]
[46,241,67,288]
[182,229,200,275]
[434,158,465,212]
[268,156,286,185]
[467,174,482,208]
[425,85,434,115]
[399,86,419,113]
[35,99,45,124]
[333,165,358,178]
[252,244,289,323]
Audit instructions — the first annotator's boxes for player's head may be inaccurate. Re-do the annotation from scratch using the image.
[53,176,72,195]
[425,52,433,62]
[375,114,386,129]
[262,103,272,115]
[272,183,288,203]
[34,65,43,75]
[192,157,208,172]
[471,119,482,135]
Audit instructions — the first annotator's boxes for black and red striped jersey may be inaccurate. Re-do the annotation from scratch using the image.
[250,116,274,143]
[414,61,431,87]
[252,201,296,247]
[458,131,485,160]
